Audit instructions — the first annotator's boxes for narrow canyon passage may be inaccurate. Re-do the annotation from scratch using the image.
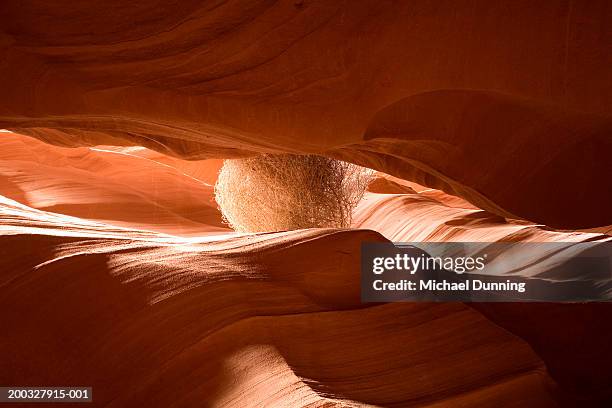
[0,131,610,406]
[1,1,611,406]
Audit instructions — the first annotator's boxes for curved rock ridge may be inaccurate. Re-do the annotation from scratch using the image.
[354,192,611,244]
[1,191,610,406]
[1,1,611,228]
[333,90,612,229]
[0,195,556,407]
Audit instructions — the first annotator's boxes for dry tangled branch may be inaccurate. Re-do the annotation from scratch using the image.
[214,154,372,232]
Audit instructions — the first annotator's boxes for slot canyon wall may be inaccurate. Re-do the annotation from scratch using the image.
[0,1,611,407]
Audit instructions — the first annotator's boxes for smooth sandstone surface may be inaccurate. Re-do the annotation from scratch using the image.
[1,2,611,406]
[0,132,227,235]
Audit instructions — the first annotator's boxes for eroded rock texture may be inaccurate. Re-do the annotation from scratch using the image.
[0,2,611,407]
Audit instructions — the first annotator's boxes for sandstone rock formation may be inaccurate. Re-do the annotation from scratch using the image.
[1,1,611,406]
